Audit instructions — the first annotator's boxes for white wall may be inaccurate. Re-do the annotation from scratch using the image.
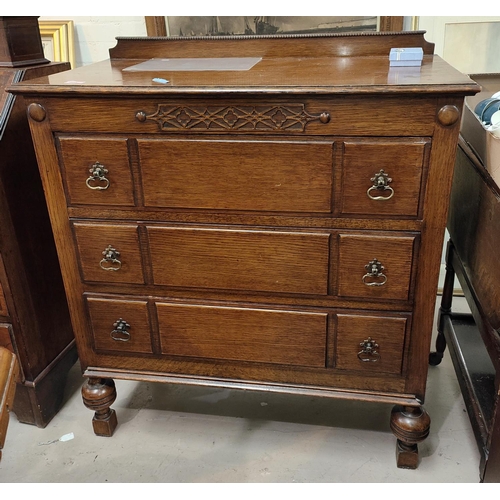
[418,16,500,60]
[39,16,147,67]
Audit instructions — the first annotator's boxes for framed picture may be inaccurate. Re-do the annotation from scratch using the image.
[145,16,404,37]
[38,20,75,68]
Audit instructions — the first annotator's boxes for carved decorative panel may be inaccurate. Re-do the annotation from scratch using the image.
[135,104,330,132]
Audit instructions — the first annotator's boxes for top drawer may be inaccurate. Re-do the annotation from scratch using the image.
[57,135,428,219]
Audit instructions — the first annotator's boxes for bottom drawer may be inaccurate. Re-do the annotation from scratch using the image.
[84,295,409,376]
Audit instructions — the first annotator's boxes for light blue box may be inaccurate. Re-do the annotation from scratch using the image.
[389,47,423,67]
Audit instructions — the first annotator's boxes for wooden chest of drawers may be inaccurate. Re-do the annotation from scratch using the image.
[10,31,480,468]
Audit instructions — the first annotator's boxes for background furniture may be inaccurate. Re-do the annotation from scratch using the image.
[431,135,500,482]
[0,16,76,427]
[11,31,479,468]
[0,346,18,461]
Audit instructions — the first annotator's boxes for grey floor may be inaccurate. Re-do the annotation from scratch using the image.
[0,296,484,483]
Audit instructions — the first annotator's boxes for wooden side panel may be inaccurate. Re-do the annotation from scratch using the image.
[403,96,465,399]
[156,302,327,367]
[57,137,135,207]
[138,139,333,213]
[148,226,330,295]
[335,313,408,375]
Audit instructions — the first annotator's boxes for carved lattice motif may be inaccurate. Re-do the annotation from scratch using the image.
[138,104,328,132]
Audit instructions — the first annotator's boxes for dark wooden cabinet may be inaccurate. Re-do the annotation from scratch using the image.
[0,17,48,67]
[432,136,500,482]
[0,25,76,427]
[10,31,479,467]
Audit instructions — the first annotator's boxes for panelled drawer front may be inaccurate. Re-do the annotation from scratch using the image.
[57,133,431,221]
[58,137,135,207]
[71,222,416,301]
[335,313,408,375]
[340,140,428,218]
[84,292,410,377]
[72,222,144,284]
[147,226,330,295]
[338,234,416,301]
[138,139,333,213]
[86,297,152,354]
[156,302,327,368]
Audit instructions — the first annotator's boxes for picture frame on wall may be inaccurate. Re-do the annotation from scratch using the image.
[145,16,405,37]
[166,16,379,37]
[38,20,75,68]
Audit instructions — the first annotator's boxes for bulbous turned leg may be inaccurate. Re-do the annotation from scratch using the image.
[81,377,118,437]
[390,405,430,469]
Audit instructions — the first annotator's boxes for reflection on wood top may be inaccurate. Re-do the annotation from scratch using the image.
[9,33,480,96]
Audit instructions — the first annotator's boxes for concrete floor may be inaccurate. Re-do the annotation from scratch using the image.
[0,297,483,483]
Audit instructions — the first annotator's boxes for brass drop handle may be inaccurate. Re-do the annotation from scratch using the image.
[100,245,122,271]
[367,169,394,201]
[86,161,110,190]
[362,258,387,286]
[111,318,131,342]
[357,337,380,362]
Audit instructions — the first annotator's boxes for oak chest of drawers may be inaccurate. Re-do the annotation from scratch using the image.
[10,31,480,468]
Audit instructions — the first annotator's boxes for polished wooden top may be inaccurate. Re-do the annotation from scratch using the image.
[9,32,480,96]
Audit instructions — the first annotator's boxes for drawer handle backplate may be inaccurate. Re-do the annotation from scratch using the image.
[86,162,110,190]
[362,258,387,286]
[100,245,122,271]
[357,337,380,362]
[367,169,394,201]
[111,318,131,342]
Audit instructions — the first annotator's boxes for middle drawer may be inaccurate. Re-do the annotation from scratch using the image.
[72,222,417,301]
